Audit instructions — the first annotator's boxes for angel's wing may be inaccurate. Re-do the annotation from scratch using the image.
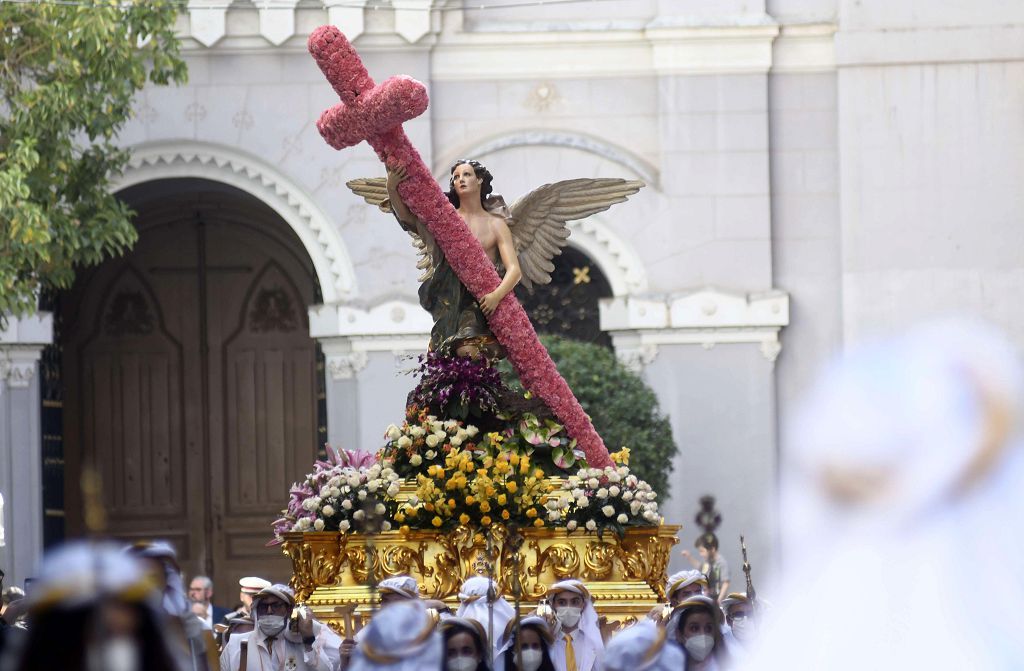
[345,177,437,281]
[345,177,390,212]
[508,178,644,290]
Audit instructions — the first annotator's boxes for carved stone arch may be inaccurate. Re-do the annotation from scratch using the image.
[112,140,357,304]
[565,215,649,297]
[435,130,661,190]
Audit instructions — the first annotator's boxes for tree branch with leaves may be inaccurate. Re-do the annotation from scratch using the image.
[0,0,187,318]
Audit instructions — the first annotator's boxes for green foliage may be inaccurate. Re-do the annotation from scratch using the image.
[500,335,679,497]
[0,1,187,317]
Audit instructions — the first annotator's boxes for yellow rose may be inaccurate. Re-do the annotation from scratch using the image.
[533,468,544,479]
[448,498,456,508]
[424,503,434,512]
[501,510,510,520]
[481,516,492,526]
[395,512,406,523]
[432,516,443,528]
[520,460,530,475]
[510,453,520,466]
[479,501,491,513]
[459,513,470,525]
[533,518,545,528]
[506,482,518,494]
[526,509,538,518]
[466,495,476,505]
[497,494,507,506]
[400,525,410,534]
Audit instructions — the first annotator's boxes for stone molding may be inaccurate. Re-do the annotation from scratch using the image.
[114,141,357,304]
[175,3,838,76]
[602,288,789,369]
[439,130,660,190]
[312,300,430,378]
[0,313,52,390]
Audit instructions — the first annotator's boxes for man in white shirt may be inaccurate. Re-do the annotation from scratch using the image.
[220,583,342,671]
[544,579,604,671]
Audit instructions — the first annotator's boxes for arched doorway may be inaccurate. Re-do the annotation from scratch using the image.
[60,178,323,598]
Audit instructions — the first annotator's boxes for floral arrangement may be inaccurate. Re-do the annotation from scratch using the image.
[380,408,584,480]
[406,352,506,421]
[545,449,662,538]
[271,446,401,544]
[394,443,554,533]
[308,24,613,469]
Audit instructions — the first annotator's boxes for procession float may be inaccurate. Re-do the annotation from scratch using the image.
[271,25,679,636]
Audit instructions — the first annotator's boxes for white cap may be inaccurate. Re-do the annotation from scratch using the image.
[239,577,272,595]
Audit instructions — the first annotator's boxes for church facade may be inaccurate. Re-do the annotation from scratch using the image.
[2,0,1022,597]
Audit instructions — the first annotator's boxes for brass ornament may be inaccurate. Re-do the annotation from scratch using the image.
[282,524,679,636]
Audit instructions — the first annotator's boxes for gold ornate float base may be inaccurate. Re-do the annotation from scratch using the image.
[281,524,679,636]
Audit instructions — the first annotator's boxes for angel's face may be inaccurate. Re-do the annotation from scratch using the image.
[451,163,481,197]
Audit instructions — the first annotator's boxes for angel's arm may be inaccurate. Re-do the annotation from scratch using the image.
[479,219,522,316]
[386,165,416,226]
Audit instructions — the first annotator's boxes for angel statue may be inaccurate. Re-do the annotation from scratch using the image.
[347,159,643,360]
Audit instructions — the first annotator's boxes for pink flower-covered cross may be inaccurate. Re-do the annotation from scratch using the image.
[307,26,612,468]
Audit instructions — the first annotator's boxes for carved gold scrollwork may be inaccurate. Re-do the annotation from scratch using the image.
[582,541,617,581]
[380,543,430,578]
[343,542,382,585]
[529,542,581,580]
[283,534,346,602]
[429,527,471,599]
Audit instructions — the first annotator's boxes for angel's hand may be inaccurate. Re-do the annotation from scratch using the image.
[386,164,409,194]
[479,291,502,316]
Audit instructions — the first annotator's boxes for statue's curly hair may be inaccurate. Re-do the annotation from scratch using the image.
[445,159,493,209]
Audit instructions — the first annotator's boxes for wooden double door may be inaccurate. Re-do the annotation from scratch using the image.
[63,180,320,599]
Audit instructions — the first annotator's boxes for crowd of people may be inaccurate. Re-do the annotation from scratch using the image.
[0,533,762,671]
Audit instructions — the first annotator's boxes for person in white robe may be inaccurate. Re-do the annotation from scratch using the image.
[741,319,1024,670]
[603,620,683,671]
[542,580,603,671]
[455,576,515,661]
[219,583,341,671]
[347,600,443,671]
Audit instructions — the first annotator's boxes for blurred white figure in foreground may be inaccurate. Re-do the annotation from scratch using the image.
[744,320,1024,670]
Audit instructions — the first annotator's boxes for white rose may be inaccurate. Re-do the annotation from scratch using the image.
[547,510,560,521]
[386,425,401,440]
[609,486,621,497]
[622,491,634,502]
[430,420,443,432]
[410,426,426,437]
[358,490,367,500]
[444,419,459,431]
[387,483,400,497]
[330,487,341,498]
[381,521,392,531]
[585,520,597,531]
[341,499,353,510]
[576,496,589,508]
[366,481,379,493]
[450,435,463,447]
[297,517,312,530]
[397,435,412,448]
[375,503,386,515]
[353,510,365,521]
[630,501,643,515]
[566,520,578,531]
[339,520,351,532]
[602,505,615,518]
[607,472,621,483]
[596,488,609,499]
[644,510,658,522]
[465,425,479,437]
[313,518,325,531]
[616,514,628,524]
[409,454,423,466]
[587,478,600,489]
[321,505,335,517]
[425,435,440,448]
[347,475,361,488]
[455,428,468,441]
[425,450,437,460]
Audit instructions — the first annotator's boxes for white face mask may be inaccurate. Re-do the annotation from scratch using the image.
[447,655,478,671]
[730,618,754,642]
[89,637,141,671]
[684,634,715,662]
[555,606,582,628]
[258,614,287,638]
[517,648,544,671]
